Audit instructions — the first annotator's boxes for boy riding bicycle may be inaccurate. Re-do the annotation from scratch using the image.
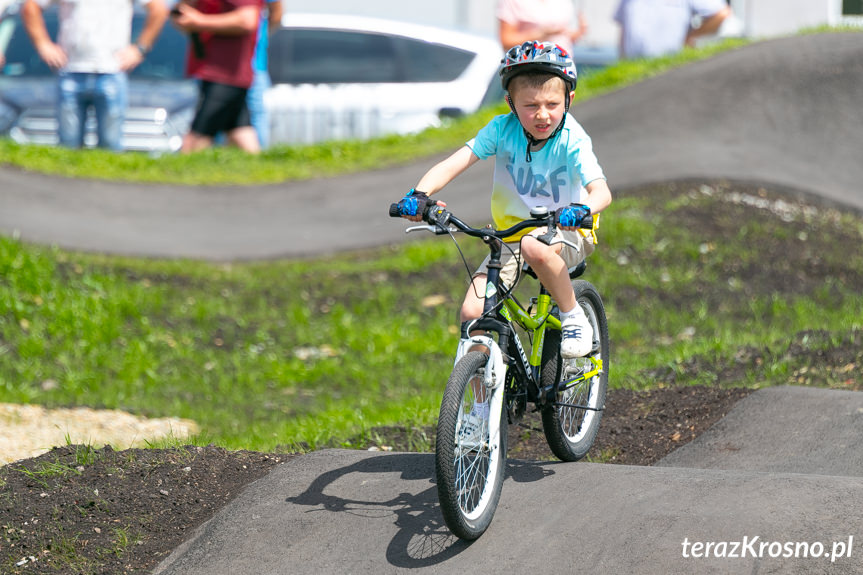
[398,40,613,360]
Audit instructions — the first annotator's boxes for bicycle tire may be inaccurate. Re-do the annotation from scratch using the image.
[435,351,507,540]
[540,280,609,462]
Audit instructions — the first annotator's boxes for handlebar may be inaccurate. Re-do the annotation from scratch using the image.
[388,198,593,243]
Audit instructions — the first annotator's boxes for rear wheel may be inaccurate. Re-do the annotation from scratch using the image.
[541,280,609,462]
[435,351,507,540]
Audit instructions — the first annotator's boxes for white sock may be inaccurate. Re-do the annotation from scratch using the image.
[471,401,489,419]
[560,305,585,322]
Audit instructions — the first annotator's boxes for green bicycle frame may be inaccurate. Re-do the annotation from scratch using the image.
[501,293,559,369]
[500,293,603,386]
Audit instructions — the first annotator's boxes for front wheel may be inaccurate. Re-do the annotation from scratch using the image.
[541,280,609,462]
[435,351,507,540]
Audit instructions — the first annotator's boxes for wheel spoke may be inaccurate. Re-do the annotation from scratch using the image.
[455,452,487,512]
[454,414,490,513]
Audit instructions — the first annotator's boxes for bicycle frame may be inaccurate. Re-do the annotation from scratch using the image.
[502,294,604,409]
[453,231,603,412]
[501,293,559,379]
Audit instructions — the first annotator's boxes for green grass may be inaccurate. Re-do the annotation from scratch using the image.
[0,37,752,185]
[1,184,861,452]
[0,235,468,451]
[15,460,81,489]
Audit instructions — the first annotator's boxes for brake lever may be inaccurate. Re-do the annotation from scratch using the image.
[406,225,456,235]
[548,236,581,253]
[528,206,556,246]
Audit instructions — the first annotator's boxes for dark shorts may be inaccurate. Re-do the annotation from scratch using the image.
[190,80,252,137]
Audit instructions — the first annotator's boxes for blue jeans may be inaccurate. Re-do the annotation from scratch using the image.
[247,70,271,149]
[57,72,128,151]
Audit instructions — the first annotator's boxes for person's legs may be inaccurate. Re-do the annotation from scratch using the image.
[227,87,260,153]
[460,274,487,324]
[92,73,128,151]
[461,239,532,325]
[181,131,215,152]
[521,231,594,357]
[184,81,260,154]
[226,126,261,153]
[57,72,87,148]
[184,81,223,153]
[520,236,577,311]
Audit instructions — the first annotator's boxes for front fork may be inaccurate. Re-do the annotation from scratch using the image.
[453,334,506,452]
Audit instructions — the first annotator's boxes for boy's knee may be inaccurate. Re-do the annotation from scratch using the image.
[460,299,482,323]
[460,275,486,322]
[521,237,557,267]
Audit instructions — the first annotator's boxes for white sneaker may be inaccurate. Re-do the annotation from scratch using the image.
[458,412,486,449]
[561,312,594,358]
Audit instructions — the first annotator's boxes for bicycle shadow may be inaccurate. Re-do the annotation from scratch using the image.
[285,451,554,569]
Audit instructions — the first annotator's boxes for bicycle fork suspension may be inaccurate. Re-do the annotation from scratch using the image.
[454,334,507,453]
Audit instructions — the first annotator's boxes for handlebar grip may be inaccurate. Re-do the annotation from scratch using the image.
[557,204,592,229]
[389,197,424,218]
[389,195,438,219]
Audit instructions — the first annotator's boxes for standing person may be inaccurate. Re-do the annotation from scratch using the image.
[21,0,170,151]
[246,0,281,149]
[395,41,612,361]
[497,0,588,54]
[171,0,261,153]
[614,0,731,59]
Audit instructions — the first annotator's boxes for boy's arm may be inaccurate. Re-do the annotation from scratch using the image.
[583,178,612,215]
[558,178,611,231]
[415,145,480,196]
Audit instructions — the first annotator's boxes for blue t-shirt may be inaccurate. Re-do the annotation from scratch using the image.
[467,112,605,237]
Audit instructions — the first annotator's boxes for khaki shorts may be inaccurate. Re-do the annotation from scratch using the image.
[475,228,595,288]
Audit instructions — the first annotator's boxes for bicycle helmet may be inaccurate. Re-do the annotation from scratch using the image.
[500,41,577,93]
[499,41,578,162]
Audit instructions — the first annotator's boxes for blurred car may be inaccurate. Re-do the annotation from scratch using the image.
[0,1,196,154]
[570,43,619,77]
[265,13,505,146]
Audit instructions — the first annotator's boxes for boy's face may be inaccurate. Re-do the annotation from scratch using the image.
[508,77,571,142]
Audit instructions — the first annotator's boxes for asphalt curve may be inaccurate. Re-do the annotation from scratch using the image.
[1,32,861,261]
[4,31,863,573]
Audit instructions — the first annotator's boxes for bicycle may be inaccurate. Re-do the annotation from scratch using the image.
[389,198,609,541]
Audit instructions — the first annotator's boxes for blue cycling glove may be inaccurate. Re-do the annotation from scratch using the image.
[396,189,431,218]
[556,203,591,228]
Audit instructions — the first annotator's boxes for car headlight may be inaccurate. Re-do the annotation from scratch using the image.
[0,100,20,134]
